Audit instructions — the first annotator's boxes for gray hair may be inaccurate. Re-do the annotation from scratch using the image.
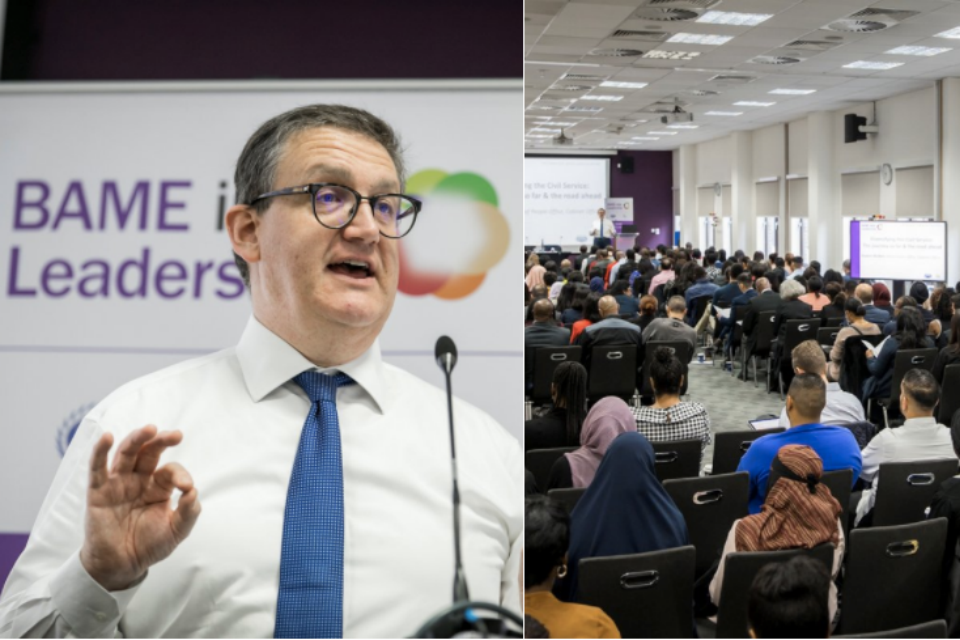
[666,295,687,314]
[232,104,407,288]
[780,278,805,301]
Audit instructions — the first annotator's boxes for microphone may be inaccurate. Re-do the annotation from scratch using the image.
[434,336,469,604]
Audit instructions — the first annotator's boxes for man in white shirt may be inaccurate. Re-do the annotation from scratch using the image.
[777,340,865,428]
[588,207,615,250]
[854,369,956,525]
[0,105,522,638]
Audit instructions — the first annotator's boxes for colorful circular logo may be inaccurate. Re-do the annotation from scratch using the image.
[398,169,509,300]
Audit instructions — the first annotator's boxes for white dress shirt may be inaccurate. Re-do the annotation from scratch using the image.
[0,317,522,638]
[854,416,956,524]
[777,383,866,428]
[590,218,615,240]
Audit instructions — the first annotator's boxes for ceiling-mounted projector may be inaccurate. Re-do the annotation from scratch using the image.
[553,129,573,145]
[660,102,694,124]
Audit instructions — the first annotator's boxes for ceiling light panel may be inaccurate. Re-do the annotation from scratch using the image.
[631,137,660,141]
[667,33,734,45]
[643,50,702,60]
[696,11,773,26]
[667,124,699,129]
[769,89,817,95]
[935,27,960,39]
[705,111,743,116]
[733,101,776,107]
[600,81,649,89]
[843,61,904,70]
[885,46,951,56]
[578,95,624,101]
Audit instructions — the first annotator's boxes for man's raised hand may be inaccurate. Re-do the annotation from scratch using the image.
[79,426,201,591]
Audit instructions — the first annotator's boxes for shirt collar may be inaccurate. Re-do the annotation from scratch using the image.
[236,315,387,413]
[902,416,939,429]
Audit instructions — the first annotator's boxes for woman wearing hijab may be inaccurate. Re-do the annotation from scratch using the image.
[546,397,636,490]
[589,276,605,294]
[554,431,689,602]
[709,445,844,624]
[872,282,893,315]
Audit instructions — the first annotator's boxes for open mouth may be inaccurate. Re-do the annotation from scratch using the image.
[328,260,374,279]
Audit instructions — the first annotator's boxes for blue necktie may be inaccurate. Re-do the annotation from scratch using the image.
[275,371,354,639]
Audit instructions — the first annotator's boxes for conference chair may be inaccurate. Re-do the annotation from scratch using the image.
[691,295,712,346]
[741,311,776,388]
[768,467,853,542]
[838,334,885,401]
[776,318,823,399]
[525,447,577,495]
[869,348,939,429]
[638,340,693,399]
[828,421,877,450]
[834,619,947,639]
[837,518,948,636]
[546,487,586,515]
[529,345,582,407]
[710,428,786,476]
[651,439,702,482]
[938,365,960,425]
[587,345,637,403]
[824,316,844,328]
[871,458,959,526]
[663,472,749,578]
[817,326,840,355]
[709,543,835,639]
[579,546,697,639]
[726,304,749,374]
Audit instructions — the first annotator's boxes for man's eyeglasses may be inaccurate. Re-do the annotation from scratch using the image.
[249,183,422,239]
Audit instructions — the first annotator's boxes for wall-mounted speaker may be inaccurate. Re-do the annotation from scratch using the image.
[844,114,868,144]
[617,157,634,174]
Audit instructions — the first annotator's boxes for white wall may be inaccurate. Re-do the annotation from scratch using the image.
[674,85,940,270]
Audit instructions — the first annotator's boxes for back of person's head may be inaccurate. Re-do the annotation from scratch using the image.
[825,282,844,307]
[608,279,629,297]
[543,271,557,288]
[822,269,843,286]
[855,283,874,304]
[791,340,826,377]
[910,281,930,306]
[579,245,588,254]
[845,296,865,319]
[901,368,940,415]
[747,556,831,639]
[524,495,569,589]
[896,295,918,314]
[931,287,954,322]
[802,267,818,282]
[787,374,827,423]
[527,253,541,267]
[842,258,851,273]
[568,270,584,284]
[598,295,619,318]
[639,294,658,317]
[544,260,558,273]
[705,249,718,266]
[810,260,821,274]
[896,306,925,349]
[571,284,591,311]
[657,243,667,255]
[583,292,603,323]
[552,361,588,442]
[693,266,707,281]
[766,272,782,293]
[532,298,555,323]
[792,256,804,269]
[730,263,745,281]
[775,257,785,269]
[719,249,727,262]
[751,263,767,280]
[755,277,771,293]
[650,347,684,396]
[661,257,673,272]
[666,295,687,316]
[531,284,548,300]
[780,279,805,302]
[693,248,702,260]
[626,248,636,261]
[769,252,779,265]
[738,272,753,289]
[754,251,765,262]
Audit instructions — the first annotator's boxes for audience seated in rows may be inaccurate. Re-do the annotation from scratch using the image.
[525,362,588,451]
[554,432,689,602]
[607,280,638,317]
[827,297,882,382]
[799,276,829,312]
[747,556,831,639]
[547,397,635,491]
[648,257,676,295]
[742,277,781,366]
[525,495,621,639]
[856,283,892,329]
[872,282,894,316]
[577,296,641,371]
[934,314,960,386]
[633,346,711,462]
[685,266,720,324]
[864,306,934,402]
[525,299,571,388]
[642,296,697,355]
[881,294,919,337]
[570,292,602,343]
[561,284,589,326]
[738,374,862,514]
[629,295,658,333]
[778,340,865,428]
[712,445,844,625]
[819,282,846,322]
[854,369,956,526]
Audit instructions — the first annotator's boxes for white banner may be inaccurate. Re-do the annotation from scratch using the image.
[0,82,521,541]
[604,197,634,224]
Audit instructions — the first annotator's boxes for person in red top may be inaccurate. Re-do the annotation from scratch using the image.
[570,292,602,343]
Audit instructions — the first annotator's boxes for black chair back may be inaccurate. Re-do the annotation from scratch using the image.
[547,487,586,515]
[883,348,939,408]
[834,619,947,638]
[873,458,959,526]
[531,346,582,404]
[663,472,749,577]
[750,311,778,358]
[824,316,844,328]
[525,447,577,494]
[781,318,822,355]
[767,467,853,541]
[650,439,702,481]
[839,334,884,400]
[639,340,693,398]
[817,326,840,352]
[716,543,835,638]
[838,518,948,635]
[587,345,637,402]
[711,428,786,476]
[579,546,697,639]
[692,295,711,326]
[939,365,960,425]
[828,421,877,450]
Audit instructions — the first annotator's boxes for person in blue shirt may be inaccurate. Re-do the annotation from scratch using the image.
[685,266,720,324]
[737,373,862,514]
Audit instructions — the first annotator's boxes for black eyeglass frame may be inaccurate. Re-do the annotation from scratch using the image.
[248,183,422,239]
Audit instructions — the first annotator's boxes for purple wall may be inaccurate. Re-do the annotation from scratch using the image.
[609,150,674,250]
[0,534,29,588]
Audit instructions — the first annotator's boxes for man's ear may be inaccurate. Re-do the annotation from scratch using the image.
[225,204,261,266]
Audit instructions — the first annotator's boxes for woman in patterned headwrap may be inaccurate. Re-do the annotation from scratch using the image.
[709,445,845,623]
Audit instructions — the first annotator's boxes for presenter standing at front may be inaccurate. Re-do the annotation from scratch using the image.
[589,207,615,250]
[0,104,521,638]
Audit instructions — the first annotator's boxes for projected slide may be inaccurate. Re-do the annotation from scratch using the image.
[851,220,947,281]
[524,157,609,246]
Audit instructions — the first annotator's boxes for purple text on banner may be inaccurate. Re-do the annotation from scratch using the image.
[850,220,861,279]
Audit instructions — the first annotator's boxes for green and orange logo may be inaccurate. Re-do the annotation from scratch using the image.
[398,169,509,300]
